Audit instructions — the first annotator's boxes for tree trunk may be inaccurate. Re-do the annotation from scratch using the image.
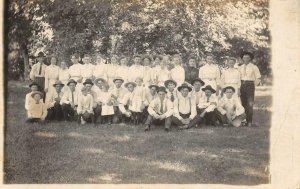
[21,47,30,81]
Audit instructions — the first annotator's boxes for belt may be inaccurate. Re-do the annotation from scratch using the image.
[241,80,254,83]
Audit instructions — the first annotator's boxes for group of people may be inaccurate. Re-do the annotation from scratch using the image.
[25,51,261,131]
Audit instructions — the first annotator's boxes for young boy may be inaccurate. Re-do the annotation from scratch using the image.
[25,82,41,111]
[144,86,173,132]
[164,79,178,103]
[216,86,246,127]
[130,77,146,125]
[77,86,94,124]
[61,79,79,121]
[94,82,114,125]
[172,84,197,129]
[142,84,159,122]
[45,80,64,121]
[26,91,48,123]
[183,85,218,129]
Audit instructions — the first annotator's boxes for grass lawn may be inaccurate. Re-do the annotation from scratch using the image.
[4,81,271,184]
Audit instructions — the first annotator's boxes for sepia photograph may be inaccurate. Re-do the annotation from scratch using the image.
[3,0,275,185]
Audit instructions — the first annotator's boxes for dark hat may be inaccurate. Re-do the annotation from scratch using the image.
[191,78,205,86]
[201,85,216,93]
[164,79,177,88]
[37,52,46,58]
[53,80,65,87]
[67,79,77,86]
[94,78,107,85]
[29,82,39,88]
[148,84,159,90]
[31,91,44,98]
[240,51,254,60]
[124,82,137,88]
[113,77,124,83]
[153,54,163,60]
[157,86,167,93]
[177,83,192,92]
[223,86,235,93]
[83,79,94,86]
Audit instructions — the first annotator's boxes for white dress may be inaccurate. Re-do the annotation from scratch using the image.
[93,64,108,81]
[106,64,119,87]
[59,68,70,92]
[128,65,145,82]
[45,65,59,94]
[116,66,129,84]
[130,85,146,112]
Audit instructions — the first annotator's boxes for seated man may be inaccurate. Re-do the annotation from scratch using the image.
[183,85,218,129]
[190,78,205,108]
[144,86,173,132]
[25,82,42,112]
[216,86,246,127]
[45,80,64,121]
[110,77,128,124]
[77,86,94,124]
[26,91,47,123]
[61,79,79,121]
[142,84,159,123]
[172,83,197,128]
[118,82,137,123]
[164,79,178,103]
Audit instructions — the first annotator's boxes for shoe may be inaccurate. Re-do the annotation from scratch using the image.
[164,128,170,132]
[179,125,189,130]
[144,125,150,131]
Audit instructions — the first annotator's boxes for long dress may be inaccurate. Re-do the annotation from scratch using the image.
[58,68,70,92]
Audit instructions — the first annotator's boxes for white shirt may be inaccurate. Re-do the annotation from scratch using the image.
[60,88,79,105]
[109,86,128,106]
[93,64,108,80]
[45,90,64,108]
[119,91,134,114]
[220,68,241,88]
[29,62,47,80]
[77,94,94,114]
[238,63,261,81]
[166,89,178,103]
[116,66,129,83]
[217,96,245,116]
[128,65,145,82]
[25,92,43,110]
[199,63,220,90]
[58,68,70,84]
[197,94,218,112]
[171,65,185,86]
[144,91,158,106]
[173,94,196,120]
[96,91,114,115]
[147,97,174,118]
[190,89,204,106]
[69,63,82,79]
[157,68,171,86]
[81,64,95,79]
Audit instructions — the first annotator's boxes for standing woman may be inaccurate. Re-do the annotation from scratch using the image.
[185,56,199,84]
[93,54,108,82]
[171,54,185,86]
[220,57,241,98]
[44,55,60,95]
[128,55,145,82]
[142,55,153,87]
[116,56,130,83]
[151,54,163,85]
[81,54,95,81]
[69,54,83,90]
[157,57,172,87]
[107,55,119,88]
[58,61,70,92]
[198,54,221,95]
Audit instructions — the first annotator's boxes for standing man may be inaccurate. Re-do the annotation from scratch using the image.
[144,86,173,132]
[29,52,47,92]
[45,80,64,121]
[238,51,261,127]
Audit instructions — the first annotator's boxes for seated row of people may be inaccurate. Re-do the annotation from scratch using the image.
[25,76,246,131]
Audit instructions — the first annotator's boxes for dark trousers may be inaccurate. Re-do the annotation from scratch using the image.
[188,108,217,127]
[113,106,124,124]
[240,81,255,123]
[46,102,63,121]
[61,103,77,121]
[78,111,94,123]
[171,113,191,126]
[34,76,46,101]
[141,106,149,124]
[145,115,172,129]
[26,118,43,123]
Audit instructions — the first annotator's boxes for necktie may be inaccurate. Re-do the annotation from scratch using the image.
[38,63,43,75]
[207,96,210,103]
[244,64,247,77]
[171,92,175,102]
[116,89,120,98]
[160,99,164,113]
[71,91,74,103]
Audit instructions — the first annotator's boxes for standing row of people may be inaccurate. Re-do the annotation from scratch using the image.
[28,51,261,127]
